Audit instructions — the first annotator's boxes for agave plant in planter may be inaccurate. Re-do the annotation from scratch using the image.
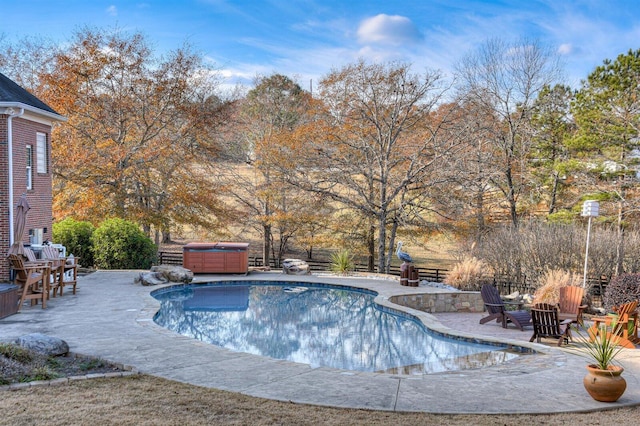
[572,323,627,402]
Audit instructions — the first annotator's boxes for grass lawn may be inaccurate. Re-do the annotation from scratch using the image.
[1,374,639,425]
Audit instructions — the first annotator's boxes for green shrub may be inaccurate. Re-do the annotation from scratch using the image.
[330,249,354,275]
[52,218,95,267]
[603,273,640,312]
[91,218,157,269]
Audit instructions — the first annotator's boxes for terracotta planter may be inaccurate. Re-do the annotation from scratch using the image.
[583,365,626,402]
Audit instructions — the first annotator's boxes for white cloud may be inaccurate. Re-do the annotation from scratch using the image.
[106,5,117,16]
[357,14,423,46]
[557,43,572,55]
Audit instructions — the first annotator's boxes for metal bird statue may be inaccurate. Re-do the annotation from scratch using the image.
[396,241,413,263]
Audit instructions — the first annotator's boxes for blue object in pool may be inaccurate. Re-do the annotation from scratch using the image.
[153,282,520,374]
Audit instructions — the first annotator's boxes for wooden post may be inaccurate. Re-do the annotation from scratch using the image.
[408,266,419,287]
[400,266,408,286]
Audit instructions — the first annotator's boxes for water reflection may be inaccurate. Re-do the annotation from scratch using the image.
[153,283,519,374]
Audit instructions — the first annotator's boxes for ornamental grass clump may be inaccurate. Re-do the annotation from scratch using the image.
[444,256,489,291]
[330,249,354,275]
[533,269,582,304]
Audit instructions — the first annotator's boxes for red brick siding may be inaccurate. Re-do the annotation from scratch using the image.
[0,115,9,281]
[0,116,53,281]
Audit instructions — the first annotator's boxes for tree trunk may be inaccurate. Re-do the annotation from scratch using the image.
[367,224,375,272]
[474,189,485,247]
[263,223,271,268]
[615,201,625,276]
[548,171,560,214]
[386,219,399,274]
[377,214,387,273]
[505,162,518,228]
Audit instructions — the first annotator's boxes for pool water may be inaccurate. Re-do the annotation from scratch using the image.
[152,282,520,374]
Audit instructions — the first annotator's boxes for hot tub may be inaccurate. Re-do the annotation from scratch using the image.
[183,242,249,274]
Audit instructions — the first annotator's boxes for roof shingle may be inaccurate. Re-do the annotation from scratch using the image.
[0,72,59,115]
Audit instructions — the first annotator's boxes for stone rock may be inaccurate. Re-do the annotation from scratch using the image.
[502,291,521,301]
[136,272,169,286]
[151,265,194,283]
[420,281,460,291]
[282,259,311,275]
[14,333,69,356]
[135,265,194,286]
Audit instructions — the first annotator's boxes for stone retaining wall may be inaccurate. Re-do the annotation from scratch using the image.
[390,291,484,313]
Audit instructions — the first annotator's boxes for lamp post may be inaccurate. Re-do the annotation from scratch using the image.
[581,200,599,288]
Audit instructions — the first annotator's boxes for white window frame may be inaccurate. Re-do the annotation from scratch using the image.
[26,144,33,190]
[36,132,47,174]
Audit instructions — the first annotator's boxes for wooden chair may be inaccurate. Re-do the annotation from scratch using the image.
[479,284,532,331]
[588,301,639,349]
[8,254,48,310]
[41,245,66,297]
[61,255,79,295]
[22,247,60,299]
[557,286,587,325]
[529,303,572,346]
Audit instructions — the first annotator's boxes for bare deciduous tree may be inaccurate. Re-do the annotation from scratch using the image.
[280,60,460,272]
[456,38,563,227]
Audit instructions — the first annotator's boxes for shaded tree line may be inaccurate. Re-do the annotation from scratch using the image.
[2,28,640,279]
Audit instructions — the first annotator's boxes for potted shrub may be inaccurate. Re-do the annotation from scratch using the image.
[573,324,627,402]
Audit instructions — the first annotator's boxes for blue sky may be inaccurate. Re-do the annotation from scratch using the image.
[1,1,639,90]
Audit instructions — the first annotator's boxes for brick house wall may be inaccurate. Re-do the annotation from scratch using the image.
[0,114,54,281]
[0,115,8,281]
[1,72,64,283]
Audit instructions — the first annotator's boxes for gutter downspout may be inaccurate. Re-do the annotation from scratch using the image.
[7,107,25,246]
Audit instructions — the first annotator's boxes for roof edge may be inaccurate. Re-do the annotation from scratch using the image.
[0,102,67,122]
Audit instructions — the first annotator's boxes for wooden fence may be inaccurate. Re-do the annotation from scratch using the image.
[157,250,447,281]
[156,250,608,302]
[157,251,183,266]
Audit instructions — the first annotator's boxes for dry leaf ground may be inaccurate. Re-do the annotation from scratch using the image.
[1,374,639,425]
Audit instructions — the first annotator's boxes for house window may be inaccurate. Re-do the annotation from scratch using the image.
[36,132,47,174]
[29,228,44,245]
[26,145,33,190]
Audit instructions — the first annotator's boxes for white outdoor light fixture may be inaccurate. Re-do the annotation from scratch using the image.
[581,200,599,288]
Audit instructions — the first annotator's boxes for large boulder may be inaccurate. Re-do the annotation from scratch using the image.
[151,265,194,283]
[136,272,169,286]
[282,259,311,275]
[14,333,69,356]
[135,265,194,286]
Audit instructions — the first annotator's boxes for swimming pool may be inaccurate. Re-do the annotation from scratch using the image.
[152,281,520,374]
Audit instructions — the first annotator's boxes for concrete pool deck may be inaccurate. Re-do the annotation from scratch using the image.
[2,270,640,414]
